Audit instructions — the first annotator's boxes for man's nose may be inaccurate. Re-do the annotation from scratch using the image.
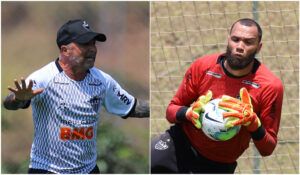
[88,44,97,53]
[236,41,244,53]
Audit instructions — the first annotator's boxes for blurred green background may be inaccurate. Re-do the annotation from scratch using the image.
[2,1,149,173]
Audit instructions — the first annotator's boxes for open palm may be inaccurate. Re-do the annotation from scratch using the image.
[8,77,44,101]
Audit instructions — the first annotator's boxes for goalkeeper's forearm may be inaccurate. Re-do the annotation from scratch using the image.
[252,126,277,156]
[166,101,189,123]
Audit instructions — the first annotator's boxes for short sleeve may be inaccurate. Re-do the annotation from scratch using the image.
[104,75,135,117]
[24,72,44,103]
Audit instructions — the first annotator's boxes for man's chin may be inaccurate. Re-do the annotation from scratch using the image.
[87,64,94,69]
[84,62,95,70]
[227,56,254,70]
[85,58,95,65]
[233,54,244,60]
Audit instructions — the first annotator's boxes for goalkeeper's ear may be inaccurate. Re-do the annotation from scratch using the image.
[256,42,262,54]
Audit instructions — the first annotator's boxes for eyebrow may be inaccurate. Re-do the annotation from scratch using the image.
[231,35,257,41]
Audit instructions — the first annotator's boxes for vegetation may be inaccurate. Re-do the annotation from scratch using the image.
[2,121,149,173]
[2,1,149,174]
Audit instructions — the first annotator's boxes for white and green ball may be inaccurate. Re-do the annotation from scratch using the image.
[201,99,241,141]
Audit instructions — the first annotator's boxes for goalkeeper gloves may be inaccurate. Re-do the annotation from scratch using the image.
[218,87,261,132]
[185,90,212,129]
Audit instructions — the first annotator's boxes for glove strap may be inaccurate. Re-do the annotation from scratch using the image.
[176,107,189,122]
[250,125,266,141]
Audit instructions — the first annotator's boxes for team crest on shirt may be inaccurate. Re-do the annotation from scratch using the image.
[154,140,168,150]
[89,95,102,113]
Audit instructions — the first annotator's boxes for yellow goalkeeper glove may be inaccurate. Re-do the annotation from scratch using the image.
[218,87,261,132]
[185,90,212,129]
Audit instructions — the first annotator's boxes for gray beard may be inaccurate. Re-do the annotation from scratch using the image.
[226,46,256,70]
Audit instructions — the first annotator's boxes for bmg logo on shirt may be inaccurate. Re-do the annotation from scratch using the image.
[60,126,94,140]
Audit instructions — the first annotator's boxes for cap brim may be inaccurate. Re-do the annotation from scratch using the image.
[74,32,106,44]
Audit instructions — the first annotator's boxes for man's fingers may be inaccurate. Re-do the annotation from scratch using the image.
[28,80,33,90]
[240,87,252,107]
[192,101,203,111]
[14,79,22,90]
[8,86,17,93]
[223,112,243,119]
[219,101,243,112]
[192,118,201,129]
[219,106,237,113]
[33,88,44,95]
[204,90,213,104]
[230,119,244,126]
[221,95,241,104]
[191,111,199,120]
[21,77,26,89]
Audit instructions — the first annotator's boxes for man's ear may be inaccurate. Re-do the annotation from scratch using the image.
[60,45,70,56]
[256,42,263,54]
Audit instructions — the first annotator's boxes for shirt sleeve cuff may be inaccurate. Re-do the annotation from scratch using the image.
[176,106,189,122]
[250,125,266,141]
[122,98,137,119]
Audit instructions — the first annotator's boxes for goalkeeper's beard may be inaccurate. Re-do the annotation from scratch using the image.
[226,45,257,70]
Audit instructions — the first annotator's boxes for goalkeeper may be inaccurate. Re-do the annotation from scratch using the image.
[151,18,283,173]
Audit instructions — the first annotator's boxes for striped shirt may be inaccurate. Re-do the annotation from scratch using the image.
[25,59,135,173]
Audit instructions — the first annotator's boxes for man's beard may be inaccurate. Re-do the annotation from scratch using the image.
[226,46,257,70]
[84,52,97,60]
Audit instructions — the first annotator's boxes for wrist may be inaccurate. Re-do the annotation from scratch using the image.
[249,125,266,141]
[246,116,261,132]
[12,94,31,108]
[176,106,189,122]
[4,93,31,110]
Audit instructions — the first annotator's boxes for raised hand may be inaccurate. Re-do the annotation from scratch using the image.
[8,77,44,101]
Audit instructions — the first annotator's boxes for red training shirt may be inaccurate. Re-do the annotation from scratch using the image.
[166,53,283,163]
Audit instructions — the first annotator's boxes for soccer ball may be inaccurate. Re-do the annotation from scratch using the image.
[201,99,241,141]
